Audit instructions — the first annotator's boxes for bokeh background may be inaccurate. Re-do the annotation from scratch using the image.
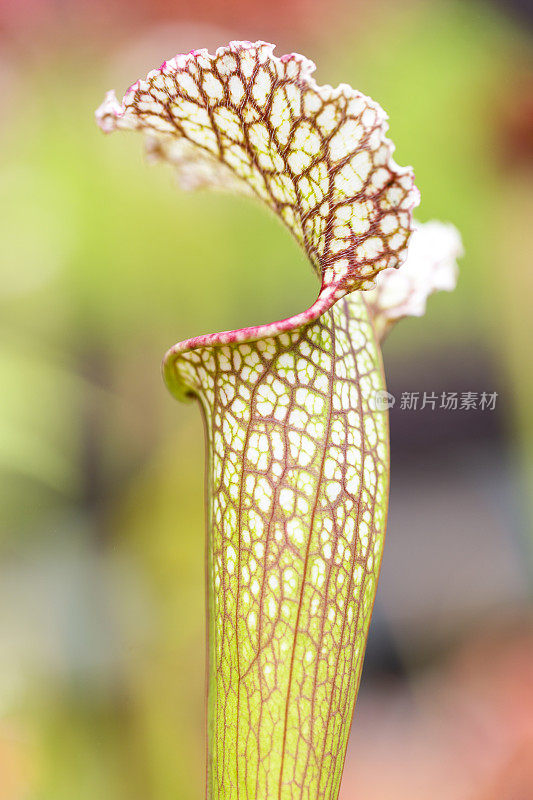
[1,0,533,797]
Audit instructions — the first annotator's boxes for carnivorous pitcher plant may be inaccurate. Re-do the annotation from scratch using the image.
[97,40,461,800]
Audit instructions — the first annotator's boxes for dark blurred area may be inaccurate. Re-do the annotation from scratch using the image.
[1,0,532,798]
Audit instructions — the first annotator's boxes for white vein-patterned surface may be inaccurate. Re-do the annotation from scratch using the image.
[366,220,463,340]
[97,40,418,313]
[166,292,388,800]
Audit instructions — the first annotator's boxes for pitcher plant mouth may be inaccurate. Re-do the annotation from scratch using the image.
[97,40,460,800]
